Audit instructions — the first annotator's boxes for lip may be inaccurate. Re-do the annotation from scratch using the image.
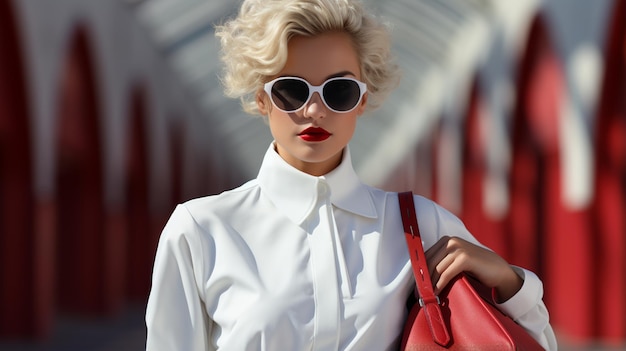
[298,127,331,142]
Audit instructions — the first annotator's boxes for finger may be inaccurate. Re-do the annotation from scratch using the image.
[430,250,455,291]
[425,236,452,277]
[434,256,467,295]
[425,237,451,280]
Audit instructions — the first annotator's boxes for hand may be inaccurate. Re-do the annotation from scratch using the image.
[425,236,523,303]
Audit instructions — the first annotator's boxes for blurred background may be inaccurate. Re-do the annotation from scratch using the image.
[0,0,624,350]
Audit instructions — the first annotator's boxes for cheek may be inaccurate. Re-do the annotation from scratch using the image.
[267,112,291,138]
[337,115,358,139]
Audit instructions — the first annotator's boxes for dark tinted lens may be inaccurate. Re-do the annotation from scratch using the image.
[271,79,309,111]
[323,79,360,111]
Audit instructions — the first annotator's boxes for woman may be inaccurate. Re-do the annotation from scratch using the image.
[145,0,557,350]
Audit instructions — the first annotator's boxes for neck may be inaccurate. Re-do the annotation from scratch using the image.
[274,144,344,176]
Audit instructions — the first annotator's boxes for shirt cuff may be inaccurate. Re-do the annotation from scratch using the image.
[495,266,543,321]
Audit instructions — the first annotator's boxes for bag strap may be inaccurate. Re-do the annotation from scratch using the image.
[398,192,451,347]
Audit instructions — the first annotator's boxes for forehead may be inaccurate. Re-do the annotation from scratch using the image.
[280,31,361,84]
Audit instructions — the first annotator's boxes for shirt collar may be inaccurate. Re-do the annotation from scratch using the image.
[257,143,378,225]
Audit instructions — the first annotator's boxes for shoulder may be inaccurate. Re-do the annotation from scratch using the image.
[161,179,261,238]
[380,190,472,249]
[182,179,260,216]
[155,180,262,270]
[412,195,463,227]
[372,189,442,216]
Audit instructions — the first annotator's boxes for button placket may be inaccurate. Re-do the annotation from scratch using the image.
[308,180,341,351]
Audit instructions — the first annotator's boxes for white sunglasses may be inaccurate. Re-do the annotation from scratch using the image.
[263,76,367,113]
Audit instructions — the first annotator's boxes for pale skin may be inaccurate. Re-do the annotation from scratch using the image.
[426,236,523,302]
[256,31,523,302]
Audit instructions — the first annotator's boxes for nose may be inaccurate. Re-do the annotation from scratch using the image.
[302,92,326,119]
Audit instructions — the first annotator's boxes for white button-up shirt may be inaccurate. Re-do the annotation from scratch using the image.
[146,144,557,351]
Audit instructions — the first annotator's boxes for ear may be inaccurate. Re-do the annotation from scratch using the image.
[256,90,270,115]
[355,92,368,116]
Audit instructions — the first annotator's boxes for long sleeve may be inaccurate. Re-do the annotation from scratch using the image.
[497,267,558,351]
[415,196,558,351]
[145,205,214,351]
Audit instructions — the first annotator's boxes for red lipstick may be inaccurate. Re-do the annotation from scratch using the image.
[298,127,331,142]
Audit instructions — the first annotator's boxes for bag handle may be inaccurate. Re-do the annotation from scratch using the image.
[398,191,451,347]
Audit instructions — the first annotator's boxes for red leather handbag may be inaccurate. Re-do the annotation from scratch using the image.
[398,192,545,350]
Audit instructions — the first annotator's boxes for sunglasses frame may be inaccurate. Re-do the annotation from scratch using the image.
[263,76,367,113]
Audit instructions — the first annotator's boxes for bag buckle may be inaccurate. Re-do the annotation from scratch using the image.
[418,296,441,307]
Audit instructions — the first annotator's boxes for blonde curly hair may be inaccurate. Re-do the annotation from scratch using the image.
[215,0,400,115]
